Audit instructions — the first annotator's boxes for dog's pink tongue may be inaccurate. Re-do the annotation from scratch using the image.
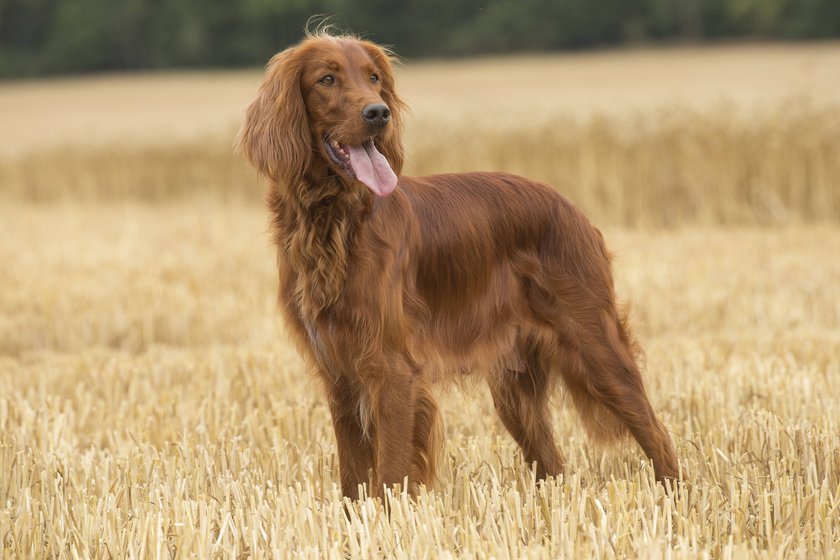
[347,142,398,197]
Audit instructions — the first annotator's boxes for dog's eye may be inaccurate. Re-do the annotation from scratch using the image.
[370,73,379,84]
[319,75,335,85]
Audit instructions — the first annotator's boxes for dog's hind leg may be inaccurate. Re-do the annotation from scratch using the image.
[488,336,565,480]
[557,311,679,483]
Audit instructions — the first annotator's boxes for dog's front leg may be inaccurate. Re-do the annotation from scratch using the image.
[327,374,376,500]
[369,363,417,497]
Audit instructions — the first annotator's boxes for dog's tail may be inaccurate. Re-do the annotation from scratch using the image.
[557,305,643,445]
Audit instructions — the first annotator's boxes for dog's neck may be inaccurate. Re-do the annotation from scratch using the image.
[268,174,371,318]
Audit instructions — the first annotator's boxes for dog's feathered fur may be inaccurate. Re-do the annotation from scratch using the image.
[237,31,679,498]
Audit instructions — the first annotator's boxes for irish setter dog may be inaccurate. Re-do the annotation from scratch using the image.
[237,31,679,499]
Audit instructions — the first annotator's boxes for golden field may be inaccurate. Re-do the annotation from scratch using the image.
[3,42,840,226]
[1,43,840,557]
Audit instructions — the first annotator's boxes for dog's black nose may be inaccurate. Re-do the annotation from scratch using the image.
[362,103,391,127]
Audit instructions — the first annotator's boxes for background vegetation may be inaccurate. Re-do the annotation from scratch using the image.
[3,103,839,227]
[1,0,839,77]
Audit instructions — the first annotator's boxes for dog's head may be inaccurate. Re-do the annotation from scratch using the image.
[237,33,406,197]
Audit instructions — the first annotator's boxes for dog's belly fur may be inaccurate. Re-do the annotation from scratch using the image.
[395,171,603,382]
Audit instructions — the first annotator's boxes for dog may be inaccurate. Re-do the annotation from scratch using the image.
[237,31,679,499]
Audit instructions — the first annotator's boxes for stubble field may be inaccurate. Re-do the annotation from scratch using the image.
[1,42,839,558]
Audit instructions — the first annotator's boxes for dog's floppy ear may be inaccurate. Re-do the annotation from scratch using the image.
[362,41,407,176]
[236,47,311,183]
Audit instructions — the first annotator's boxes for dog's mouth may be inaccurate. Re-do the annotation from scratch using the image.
[324,136,398,197]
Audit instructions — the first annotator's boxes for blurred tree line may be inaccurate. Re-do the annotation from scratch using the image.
[0,0,838,77]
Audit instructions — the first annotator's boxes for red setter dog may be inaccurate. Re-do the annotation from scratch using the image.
[237,32,679,498]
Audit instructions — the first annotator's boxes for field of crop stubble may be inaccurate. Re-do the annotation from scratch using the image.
[1,42,840,558]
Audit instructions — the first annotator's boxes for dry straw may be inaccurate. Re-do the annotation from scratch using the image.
[1,202,838,557]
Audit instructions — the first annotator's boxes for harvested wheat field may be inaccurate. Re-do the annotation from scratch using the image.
[2,41,840,157]
[1,43,840,558]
